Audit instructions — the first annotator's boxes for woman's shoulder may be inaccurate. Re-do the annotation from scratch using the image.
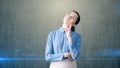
[72,31,81,38]
[72,31,80,35]
[48,29,58,36]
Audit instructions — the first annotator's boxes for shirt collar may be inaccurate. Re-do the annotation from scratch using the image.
[59,27,65,33]
[59,27,73,33]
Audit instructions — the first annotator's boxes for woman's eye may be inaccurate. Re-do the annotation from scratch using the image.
[69,16,75,20]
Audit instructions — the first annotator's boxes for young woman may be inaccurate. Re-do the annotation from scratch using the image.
[45,10,81,68]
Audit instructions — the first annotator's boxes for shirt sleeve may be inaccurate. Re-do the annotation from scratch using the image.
[69,35,81,60]
[45,32,64,62]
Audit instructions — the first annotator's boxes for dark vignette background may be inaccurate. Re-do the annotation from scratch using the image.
[0,0,120,68]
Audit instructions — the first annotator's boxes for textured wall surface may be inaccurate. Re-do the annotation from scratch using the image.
[0,0,120,68]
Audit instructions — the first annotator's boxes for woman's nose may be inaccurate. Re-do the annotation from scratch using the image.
[69,16,73,19]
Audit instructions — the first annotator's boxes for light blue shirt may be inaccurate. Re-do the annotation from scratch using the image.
[45,27,81,62]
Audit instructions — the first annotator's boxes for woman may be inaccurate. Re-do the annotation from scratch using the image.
[45,10,81,68]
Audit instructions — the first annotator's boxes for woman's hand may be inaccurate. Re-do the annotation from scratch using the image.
[64,52,72,59]
[65,24,72,42]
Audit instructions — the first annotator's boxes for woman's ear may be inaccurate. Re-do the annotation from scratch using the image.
[72,24,76,27]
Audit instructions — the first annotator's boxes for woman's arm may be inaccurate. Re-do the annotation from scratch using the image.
[65,25,81,60]
[68,35,81,60]
[64,35,81,60]
[45,32,64,62]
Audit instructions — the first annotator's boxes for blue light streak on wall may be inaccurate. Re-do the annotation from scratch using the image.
[0,49,120,61]
[0,58,45,61]
[93,49,120,56]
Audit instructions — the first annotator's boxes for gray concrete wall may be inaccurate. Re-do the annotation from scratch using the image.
[0,0,120,68]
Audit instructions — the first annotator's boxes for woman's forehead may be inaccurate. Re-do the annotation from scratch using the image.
[68,12,78,19]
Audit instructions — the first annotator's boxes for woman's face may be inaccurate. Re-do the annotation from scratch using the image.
[63,11,78,28]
